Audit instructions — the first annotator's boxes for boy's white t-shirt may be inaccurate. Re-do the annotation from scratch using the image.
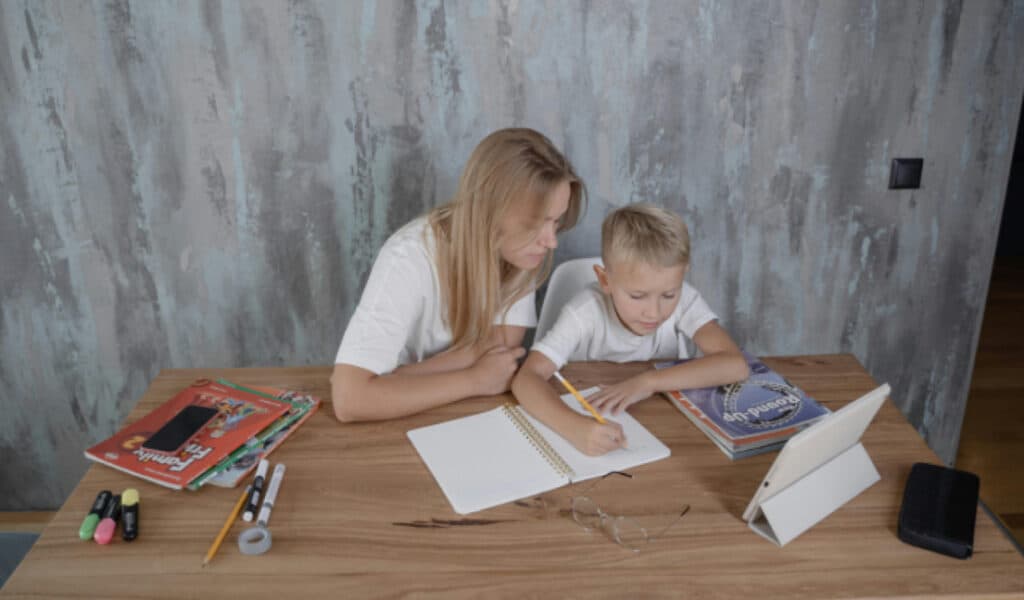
[532,281,718,369]
[335,217,538,375]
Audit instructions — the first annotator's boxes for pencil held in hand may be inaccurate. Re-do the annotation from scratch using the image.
[553,371,607,424]
[203,484,250,567]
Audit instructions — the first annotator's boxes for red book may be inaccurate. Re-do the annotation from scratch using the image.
[84,379,290,490]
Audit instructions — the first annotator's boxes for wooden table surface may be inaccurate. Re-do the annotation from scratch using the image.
[3,355,1022,599]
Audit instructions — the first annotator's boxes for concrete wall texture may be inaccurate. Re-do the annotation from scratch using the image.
[1,0,1022,509]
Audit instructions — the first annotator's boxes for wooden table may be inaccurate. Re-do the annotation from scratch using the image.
[3,355,1022,598]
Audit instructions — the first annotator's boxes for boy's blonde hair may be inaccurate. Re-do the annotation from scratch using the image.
[430,128,586,350]
[601,203,690,268]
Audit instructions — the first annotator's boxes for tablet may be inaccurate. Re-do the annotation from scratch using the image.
[742,383,891,522]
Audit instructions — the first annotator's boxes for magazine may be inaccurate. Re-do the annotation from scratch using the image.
[657,352,829,460]
[84,379,290,490]
[187,382,321,490]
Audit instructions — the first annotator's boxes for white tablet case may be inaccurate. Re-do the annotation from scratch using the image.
[742,383,890,546]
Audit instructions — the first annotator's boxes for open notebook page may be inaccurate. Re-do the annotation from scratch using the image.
[407,387,670,514]
[521,387,671,483]
[407,406,567,514]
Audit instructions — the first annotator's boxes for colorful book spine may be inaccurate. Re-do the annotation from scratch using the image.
[186,381,320,490]
[657,352,829,459]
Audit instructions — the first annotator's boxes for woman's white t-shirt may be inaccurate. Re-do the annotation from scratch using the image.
[532,281,717,369]
[335,217,538,374]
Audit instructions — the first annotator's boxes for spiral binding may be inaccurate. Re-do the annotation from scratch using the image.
[502,403,576,480]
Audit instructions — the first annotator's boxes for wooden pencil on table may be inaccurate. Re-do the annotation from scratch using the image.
[202,484,250,567]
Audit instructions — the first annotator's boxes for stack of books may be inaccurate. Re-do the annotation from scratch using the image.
[84,378,320,490]
[658,353,828,459]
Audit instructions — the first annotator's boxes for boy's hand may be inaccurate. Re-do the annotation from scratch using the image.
[570,419,627,456]
[589,373,653,414]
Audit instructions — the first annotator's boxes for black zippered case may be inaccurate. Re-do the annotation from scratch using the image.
[897,462,979,559]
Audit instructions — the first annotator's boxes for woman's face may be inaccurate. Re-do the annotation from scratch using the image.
[498,179,571,270]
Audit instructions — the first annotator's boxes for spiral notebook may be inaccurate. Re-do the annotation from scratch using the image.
[407,388,671,515]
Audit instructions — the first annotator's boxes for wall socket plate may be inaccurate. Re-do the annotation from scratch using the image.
[889,158,923,189]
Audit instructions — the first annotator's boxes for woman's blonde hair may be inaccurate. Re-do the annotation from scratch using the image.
[429,128,586,349]
[601,203,690,268]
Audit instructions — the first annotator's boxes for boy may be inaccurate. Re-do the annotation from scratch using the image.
[511,203,749,455]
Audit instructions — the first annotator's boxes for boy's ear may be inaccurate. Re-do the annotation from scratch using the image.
[593,264,612,294]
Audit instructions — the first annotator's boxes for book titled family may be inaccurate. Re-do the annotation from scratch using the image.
[84,379,292,490]
[657,352,829,459]
[187,381,321,490]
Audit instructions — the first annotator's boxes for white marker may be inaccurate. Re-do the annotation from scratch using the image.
[256,463,286,527]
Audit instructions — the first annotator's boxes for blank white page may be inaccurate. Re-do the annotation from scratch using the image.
[407,407,567,515]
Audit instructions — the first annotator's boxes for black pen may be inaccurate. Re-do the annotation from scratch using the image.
[242,459,270,522]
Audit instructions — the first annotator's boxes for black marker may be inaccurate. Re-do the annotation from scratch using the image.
[78,490,112,540]
[243,459,270,522]
[94,494,121,544]
[121,488,139,541]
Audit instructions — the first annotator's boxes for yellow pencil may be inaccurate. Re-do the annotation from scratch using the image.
[202,484,250,567]
[553,371,606,424]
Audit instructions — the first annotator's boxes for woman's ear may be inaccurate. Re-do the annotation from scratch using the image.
[593,264,612,294]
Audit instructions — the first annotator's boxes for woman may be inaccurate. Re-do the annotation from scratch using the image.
[331,128,586,421]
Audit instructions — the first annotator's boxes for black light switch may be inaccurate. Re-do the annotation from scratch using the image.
[889,158,923,189]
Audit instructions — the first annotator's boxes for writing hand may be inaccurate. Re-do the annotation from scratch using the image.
[571,419,627,456]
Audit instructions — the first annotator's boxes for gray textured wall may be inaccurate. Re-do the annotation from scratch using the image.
[1,0,1021,510]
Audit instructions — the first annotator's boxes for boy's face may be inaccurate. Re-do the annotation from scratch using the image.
[595,259,687,336]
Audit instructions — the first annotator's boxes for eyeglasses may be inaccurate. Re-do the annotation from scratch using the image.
[569,472,690,552]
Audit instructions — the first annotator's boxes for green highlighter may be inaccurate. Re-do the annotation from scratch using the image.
[78,490,112,540]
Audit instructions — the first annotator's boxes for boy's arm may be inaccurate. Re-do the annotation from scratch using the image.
[646,320,749,390]
[512,351,626,456]
[590,321,749,413]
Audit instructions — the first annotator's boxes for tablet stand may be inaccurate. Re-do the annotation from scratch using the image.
[746,442,880,546]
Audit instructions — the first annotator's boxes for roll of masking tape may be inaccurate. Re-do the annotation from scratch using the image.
[237,525,272,555]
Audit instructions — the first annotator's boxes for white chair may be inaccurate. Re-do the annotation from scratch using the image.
[535,257,603,341]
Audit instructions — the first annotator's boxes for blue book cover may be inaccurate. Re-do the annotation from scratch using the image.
[657,352,829,453]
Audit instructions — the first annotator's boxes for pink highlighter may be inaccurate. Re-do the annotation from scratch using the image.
[93,494,122,544]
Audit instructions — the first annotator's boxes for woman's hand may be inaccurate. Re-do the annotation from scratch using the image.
[588,373,654,414]
[470,345,526,396]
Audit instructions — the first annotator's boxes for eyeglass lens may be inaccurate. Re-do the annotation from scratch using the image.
[572,496,650,551]
[610,515,648,550]
[571,496,603,529]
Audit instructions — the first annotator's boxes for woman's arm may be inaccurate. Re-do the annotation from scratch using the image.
[393,326,527,377]
[332,342,526,423]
